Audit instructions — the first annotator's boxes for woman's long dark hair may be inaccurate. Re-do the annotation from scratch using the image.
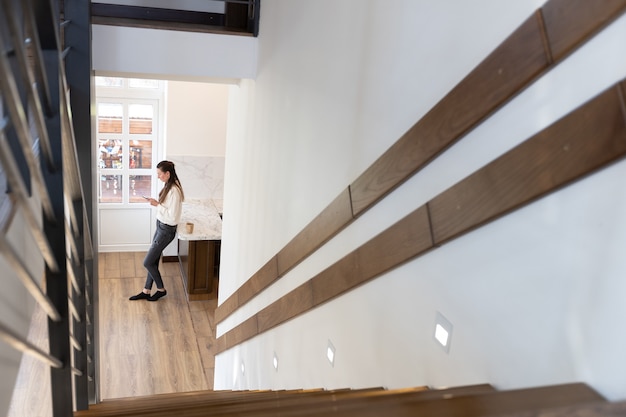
[157,160,184,203]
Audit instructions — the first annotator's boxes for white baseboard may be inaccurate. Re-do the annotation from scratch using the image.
[98,244,151,253]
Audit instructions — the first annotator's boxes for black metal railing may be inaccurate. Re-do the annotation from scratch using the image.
[91,0,261,36]
[0,0,96,415]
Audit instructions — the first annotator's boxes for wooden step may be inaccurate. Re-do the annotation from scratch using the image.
[73,383,603,417]
[421,383,497,399]
[74,386,398,417]
[491,400,626,417]
[275,383,605,417]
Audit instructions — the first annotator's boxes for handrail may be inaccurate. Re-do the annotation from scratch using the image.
[70,334,83,352]
[0,130,60,271]
[214,0,626,327]
[68,297,81,324]
[66,221,81,266]
[0,40,56,220]
[22,0,55,118]
[0,233,61,321]
[0,0,56,171]
[0,0,96,415]
[0,321,63,369]
[61,46,71,60]
[67,263,81,297]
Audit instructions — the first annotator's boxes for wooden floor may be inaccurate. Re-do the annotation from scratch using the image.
[7,252,217,416]
[7,297,53,417]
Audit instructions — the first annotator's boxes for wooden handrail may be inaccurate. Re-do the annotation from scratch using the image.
[216,77,626,354]
[215,0,626,329]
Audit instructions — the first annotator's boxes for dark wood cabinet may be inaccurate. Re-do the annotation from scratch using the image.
[178,239,220,301]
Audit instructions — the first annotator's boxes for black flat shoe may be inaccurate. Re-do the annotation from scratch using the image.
[148,290,167,301]
[129,292,150,300]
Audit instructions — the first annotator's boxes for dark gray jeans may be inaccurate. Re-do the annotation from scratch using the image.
[143,220,177,290]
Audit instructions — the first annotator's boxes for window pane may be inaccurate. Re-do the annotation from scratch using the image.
[98,139,123,169]
[98,103,123,133]
[129,104,153,135]
[95,76,123,87]
[129,140,153,169]
[99,174,123,203]
[129,78,159,89]
[129,175,152,203]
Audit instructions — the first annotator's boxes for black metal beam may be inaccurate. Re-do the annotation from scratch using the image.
[64,0,99,405]
[90,1,260,36]
[251,0,260,37]
[85,257,96,403]
[32,0,73,415]
[31,0,61,50]
[91,3,224,26]
[42,46,74,417]
[63,0,94,228]
[71,199,88,410]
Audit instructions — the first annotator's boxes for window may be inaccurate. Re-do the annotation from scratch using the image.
[129,78,160,89]
[95,77,123,88]
[95,77,163,206]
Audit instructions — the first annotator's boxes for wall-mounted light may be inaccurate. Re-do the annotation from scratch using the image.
[434,311,453,353]
[240,360,245,375]
[273,352,279,371]
[327,340,336,366]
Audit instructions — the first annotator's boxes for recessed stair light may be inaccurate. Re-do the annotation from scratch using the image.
[434,311,453,353]
[327,340,336,366]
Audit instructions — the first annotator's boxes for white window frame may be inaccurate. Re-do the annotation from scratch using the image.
[95,76,167,251]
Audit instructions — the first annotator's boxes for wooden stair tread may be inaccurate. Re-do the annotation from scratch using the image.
[75,386,407,416]
[491,400,626,417]
[254,383,603,417]
[74,383,605,417]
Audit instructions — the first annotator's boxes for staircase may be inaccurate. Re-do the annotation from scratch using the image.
[74,382,626,417]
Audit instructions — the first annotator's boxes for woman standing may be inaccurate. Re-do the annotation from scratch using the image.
[129,160,184,301]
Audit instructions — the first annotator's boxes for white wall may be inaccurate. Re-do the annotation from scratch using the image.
[216,0,626,401]
[92,25,257,82]
[166,81,228,156]
[162,81,229,255]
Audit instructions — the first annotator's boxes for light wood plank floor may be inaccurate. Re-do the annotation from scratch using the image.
[7,299,53,417]
[7,252,218,416]
[99,251,217,398]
